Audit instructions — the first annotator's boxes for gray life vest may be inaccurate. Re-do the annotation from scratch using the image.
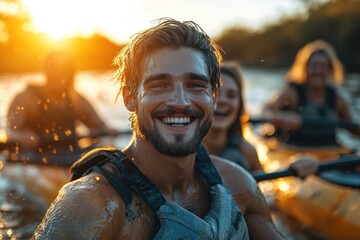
[276,83,339,146]
[70,145,249,239]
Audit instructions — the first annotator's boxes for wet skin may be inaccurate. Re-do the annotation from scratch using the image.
[130,47,215,156]
[33,47,284,240]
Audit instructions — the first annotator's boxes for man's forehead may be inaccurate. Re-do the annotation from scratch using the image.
[140,47,209,79]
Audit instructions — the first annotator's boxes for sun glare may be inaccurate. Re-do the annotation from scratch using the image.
[22,0,81,40]
[21,0,137,42]
[19,0,304,44]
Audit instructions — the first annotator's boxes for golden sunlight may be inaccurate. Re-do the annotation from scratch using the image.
[22,0,83,39]
[21,0,137,42]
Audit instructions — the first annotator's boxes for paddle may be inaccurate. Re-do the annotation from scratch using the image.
[248,117,359,130]
[252,155,360,182]
[0,129,132,151]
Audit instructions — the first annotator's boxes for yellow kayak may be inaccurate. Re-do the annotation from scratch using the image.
[244,125,360,240]
[276,175,360,240]
[0,147,92,206]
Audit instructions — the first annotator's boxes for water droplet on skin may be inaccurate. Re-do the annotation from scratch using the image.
[53,133,59,141]
[64,129,72,136]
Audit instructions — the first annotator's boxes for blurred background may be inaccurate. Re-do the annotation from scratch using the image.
[0,0,360,239]
[1,0,359,74]
[1,0,359,145]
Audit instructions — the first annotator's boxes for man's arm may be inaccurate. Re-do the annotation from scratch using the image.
[262,86,302,131]
[238,185,285,239]
[33,173,125,240]
[74,93,120,136]
[6,91,40,149]
[212,156,286,239]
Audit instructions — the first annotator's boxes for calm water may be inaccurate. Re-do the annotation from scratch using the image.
[0,68,359,239]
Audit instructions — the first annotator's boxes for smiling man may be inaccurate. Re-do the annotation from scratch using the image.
[33,18,285,239]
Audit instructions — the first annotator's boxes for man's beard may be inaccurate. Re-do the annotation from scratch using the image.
[135,109,212,157]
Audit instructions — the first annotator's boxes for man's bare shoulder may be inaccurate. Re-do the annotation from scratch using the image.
[34,172,125,239]
[63,171,121,197]
[209,155,258,194]
[10,90,28,103]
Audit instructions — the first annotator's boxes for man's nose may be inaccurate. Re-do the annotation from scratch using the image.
[166,84,191,108]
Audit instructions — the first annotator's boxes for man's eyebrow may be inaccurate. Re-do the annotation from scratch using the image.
[144,72,209,82]
[145,73,171,82]
[187,73,210,82]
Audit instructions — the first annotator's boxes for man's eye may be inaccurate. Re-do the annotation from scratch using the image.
[150,84,167,89]
[189,82,207,89]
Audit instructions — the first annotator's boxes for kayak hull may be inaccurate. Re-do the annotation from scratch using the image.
[244,126,360,239]
[1,162,70,206]
[276,175,360,240]
[0,148,89,206]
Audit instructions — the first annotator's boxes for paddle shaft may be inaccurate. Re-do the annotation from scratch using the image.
[249,117,359,130]
[0,129,132,151]
[252,156,360,182]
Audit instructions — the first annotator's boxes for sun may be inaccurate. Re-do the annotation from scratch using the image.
[21,0,98,40]
[21,0,138,42]
[22,0,83,39]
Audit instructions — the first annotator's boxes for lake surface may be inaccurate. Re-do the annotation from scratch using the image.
[0,68,359,239]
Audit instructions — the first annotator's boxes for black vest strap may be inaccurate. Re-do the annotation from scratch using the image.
[196,144,223,186]
[325,85,336,109]
[70,147,122,180]
[119,159,166,212]
[70,147,133,205]
[70,145,223,212]
[91,165,133,206]
[116,145,223,212]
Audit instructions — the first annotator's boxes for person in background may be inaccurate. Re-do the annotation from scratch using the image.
[203,61,317,178]
[262,39,360,146]
[33,18,285,239]
[6,51,119,163]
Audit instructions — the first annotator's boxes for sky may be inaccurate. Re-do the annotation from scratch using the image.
[20,0,307,44]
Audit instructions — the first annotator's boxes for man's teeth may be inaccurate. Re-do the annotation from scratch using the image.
[163,117,191,125]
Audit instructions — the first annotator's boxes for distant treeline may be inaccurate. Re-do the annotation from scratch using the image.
[0,0,359,74]
[216,0,360,72]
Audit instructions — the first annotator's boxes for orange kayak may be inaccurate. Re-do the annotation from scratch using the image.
[244,125,360,240]
[0,148,88,206]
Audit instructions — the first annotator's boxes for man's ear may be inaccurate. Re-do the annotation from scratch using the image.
[122,87,136,112]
